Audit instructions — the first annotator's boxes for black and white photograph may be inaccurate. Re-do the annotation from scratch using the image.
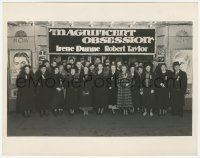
[7,21,193,136]
[2,2,198,156]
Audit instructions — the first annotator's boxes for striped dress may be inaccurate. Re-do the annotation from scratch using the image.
[117,72,133,108]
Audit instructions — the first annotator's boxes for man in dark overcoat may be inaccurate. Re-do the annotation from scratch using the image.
[170,61,187,117]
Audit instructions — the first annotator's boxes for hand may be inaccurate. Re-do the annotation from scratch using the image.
[109,87,112,89]
[160,83,165,87]
[140,92,143,95]
[126,83,129,87]
[56,87,61,92]
[151,89,154,94]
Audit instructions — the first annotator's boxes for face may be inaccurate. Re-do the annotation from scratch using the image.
[54,68,59,74]
[139,63,143,66]
[153,61,158,66]
[76,62,82,69]
[130,67,135,73]
[66,64,71,69]
[25,67,30,74]
[161,65,166,71]
[138,68,143,74]
[105,62,110,66]
[14,57,28,73]
[71,69,76,75]
[121,66,127,73]
[80,59,85,64]
[95,58,101,64]
[85,61,90,67]
[145,65,151,72]
[111,65,116,72]
[69,59,74,64]
[52,61,57,67]
[62,62,67,66]
[44,62,50,67]
[98,64,103,70]
[174,65,180,72]
[41,67,46,74]
[117,61,122,67]
[59,65,64,71]
[90,65,95,71]
[134,62,139,67]
[84,67,89,74]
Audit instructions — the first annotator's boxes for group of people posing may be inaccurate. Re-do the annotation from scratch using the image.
[16,57,187,118]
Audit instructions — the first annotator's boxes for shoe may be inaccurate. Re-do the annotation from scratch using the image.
[44,110,49,116]
[100,108,104,115]
[158,109,162,116]
[143,111,147,116]
[40,110,44,117]
[150,111,154,117]
[111,109,115,115]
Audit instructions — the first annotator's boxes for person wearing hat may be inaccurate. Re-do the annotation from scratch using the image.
[152,57,160,75]
[141,63,155,117]
[65,67,80,115]
[16,65,35,117]
[170,61,187,117]
[35,64,52,117]
[43,60,52,73]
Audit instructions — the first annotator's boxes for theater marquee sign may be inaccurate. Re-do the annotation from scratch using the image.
[49,28,155,55]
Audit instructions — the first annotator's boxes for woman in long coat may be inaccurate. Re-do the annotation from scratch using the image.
[117,65,133,116]
[93,63,108,115]
[129,65,141,113]
[65,67,80,115]
[16,65,35,117]
[79,66,93,116]
[50,66,65,116]
[107,64,118,114]
[35,64,52,117]
[141,64,155,117]
[155,63,172,115]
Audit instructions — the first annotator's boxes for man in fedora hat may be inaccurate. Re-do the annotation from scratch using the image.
[170,61,187,117]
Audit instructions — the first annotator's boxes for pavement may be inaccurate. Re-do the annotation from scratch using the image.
[7,110,192,136]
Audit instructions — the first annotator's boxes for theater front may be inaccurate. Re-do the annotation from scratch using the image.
[7,21,192,112]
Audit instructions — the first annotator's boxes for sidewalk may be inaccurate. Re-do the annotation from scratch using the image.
[7,111,192,136]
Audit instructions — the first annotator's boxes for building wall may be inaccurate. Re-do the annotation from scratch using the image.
[156,24,192,110]
[8,25,49,112]
[7,23,193,112]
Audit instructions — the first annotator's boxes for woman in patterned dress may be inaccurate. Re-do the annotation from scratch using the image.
[117,65,133,115]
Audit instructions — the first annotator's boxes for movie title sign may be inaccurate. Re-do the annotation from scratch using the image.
[49,28,155,54]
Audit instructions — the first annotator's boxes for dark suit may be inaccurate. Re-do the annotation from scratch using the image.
[170,70,187,116]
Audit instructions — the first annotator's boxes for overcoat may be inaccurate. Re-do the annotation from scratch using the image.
[107,71,118,105]
[49,73,65,109]
[35,70,52,110]
[155,70,172,109]
[130,72,141,108]
[141,71,155,109]
[65,73,80,109]
[16,72,36,112]
[79,73,93,108]
[170,70,187,115]
[93,71,109,108]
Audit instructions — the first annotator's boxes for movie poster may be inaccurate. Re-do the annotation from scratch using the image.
[9,49,32,84]
[172,49,192,83]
